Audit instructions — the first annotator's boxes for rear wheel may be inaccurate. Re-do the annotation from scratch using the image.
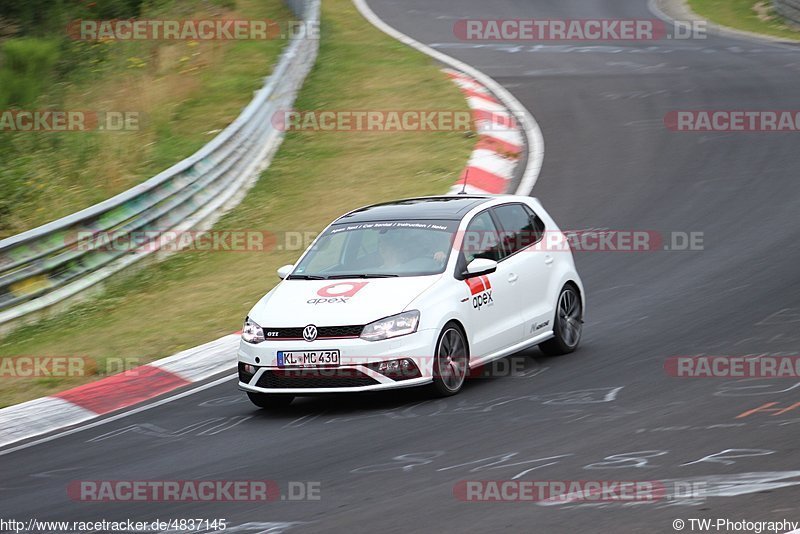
[430,323,469,397]
[539,284,583,356]
[247,392,294,409]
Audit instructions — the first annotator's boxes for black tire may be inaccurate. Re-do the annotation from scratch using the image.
[247,392,295,409]
[430,322,469,397]
[539,284,583,356]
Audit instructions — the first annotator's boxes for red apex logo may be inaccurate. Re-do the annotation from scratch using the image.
[317,282,369,298]
[465,276,491,295]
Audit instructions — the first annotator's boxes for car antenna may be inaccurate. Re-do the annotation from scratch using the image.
[458,168,469,195]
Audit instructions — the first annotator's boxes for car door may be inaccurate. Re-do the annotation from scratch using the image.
[457,210,524,361]
[491,203,553,340]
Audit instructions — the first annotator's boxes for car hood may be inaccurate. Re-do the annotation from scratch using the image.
[248,276,441,327]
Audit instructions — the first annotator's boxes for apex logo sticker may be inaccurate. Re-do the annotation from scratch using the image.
[466,276,493,310]
[308,282,369,305]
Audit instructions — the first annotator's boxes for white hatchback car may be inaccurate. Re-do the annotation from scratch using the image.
[238,195,584,408]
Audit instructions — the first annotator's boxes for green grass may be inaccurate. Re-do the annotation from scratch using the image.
[689,0,800,40]
[0,0,475,407]
[0,0,293,238]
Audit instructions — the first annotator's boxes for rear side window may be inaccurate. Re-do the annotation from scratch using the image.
[493,203,545,256]
[461,211,503,263]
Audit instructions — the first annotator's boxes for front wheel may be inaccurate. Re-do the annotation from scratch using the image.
[539,285,583,356]
[247,392,294,409]
[430,324,469,397]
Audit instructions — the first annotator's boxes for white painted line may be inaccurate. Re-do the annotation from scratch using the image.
[353,0,544,196]
[0,397,96,448]
[0,373,237,456]
[0,332,239,450]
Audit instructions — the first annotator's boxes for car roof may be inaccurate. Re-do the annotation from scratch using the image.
[335,196,494,224]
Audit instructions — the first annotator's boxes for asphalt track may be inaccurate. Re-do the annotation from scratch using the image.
[2,1,800,532]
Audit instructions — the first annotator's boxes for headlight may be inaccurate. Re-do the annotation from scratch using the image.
[242,317,265,344]
[360,310,420,341]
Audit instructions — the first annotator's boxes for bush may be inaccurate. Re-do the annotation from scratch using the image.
[0,0,143,37]
[0,38,59,107]
[0,0,68,36]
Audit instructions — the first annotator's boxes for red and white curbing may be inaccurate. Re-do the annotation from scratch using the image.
[445,68,524,195]
[0,334,239,448]
[0,56,531,452]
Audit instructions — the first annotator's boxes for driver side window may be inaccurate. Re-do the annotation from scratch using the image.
[461,211,502,263]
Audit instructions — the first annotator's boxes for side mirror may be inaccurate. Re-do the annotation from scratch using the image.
[465,258,497,277]
[277,264,294,279]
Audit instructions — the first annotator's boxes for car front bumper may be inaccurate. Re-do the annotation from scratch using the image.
[237,329,438,394]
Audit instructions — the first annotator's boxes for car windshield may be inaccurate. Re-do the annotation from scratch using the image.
[291,220,457,278]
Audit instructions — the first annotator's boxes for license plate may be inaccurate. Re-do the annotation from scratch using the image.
[277,350,340,368]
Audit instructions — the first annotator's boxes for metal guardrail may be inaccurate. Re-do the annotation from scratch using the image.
[774,0,800,25]
[0,0,320,327]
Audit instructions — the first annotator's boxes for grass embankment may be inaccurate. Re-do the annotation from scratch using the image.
[0,0,292,237]
[688,0,800,40]
[0,0,475,406]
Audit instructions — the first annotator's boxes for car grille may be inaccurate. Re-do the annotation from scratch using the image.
[255,369,379,389]
[262,325,364,340]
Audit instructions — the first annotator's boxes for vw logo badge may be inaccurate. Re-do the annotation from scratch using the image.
[303,324,318,342]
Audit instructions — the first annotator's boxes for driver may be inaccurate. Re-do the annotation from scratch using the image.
[378,237,406,268]
[379,234,449,269]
